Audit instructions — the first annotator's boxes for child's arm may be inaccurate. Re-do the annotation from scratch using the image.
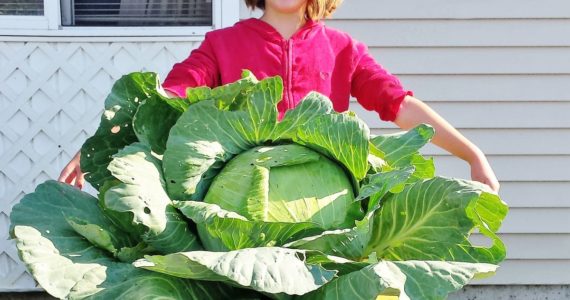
[394,95,500,192]
[59,33,218,189]
[58,151,84,189]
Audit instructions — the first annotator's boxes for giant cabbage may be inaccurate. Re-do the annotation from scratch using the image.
[10,71,508,299]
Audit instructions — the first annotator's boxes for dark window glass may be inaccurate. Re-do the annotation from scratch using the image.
[61,0,212,26]
[0,0,44,16]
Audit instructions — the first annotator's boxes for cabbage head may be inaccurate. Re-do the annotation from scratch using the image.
[10,71,509,299]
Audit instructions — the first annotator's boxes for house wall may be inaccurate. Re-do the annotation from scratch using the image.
[0,39,205,290]
[0,0,568,292]
[242,0,570,286]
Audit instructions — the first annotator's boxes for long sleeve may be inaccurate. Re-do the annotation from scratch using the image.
[162,32,220,97]
[350,41,413,122]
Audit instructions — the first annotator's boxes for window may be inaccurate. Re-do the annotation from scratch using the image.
[0,0,51,30]
[60,0,213,27]
[0,0,238,36]
[0,0,44,16]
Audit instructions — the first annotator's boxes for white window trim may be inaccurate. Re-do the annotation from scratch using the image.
[0,0,239,37]
[0,0,55,30]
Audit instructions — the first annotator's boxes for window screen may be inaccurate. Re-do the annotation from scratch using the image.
[0,0,44,16]
[61,0,212,26]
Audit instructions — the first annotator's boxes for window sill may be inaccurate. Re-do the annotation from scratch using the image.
[0,16,49,30]
[0,26,213,39]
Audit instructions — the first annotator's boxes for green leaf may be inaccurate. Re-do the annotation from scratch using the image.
[65,216,125,256]
[162,79,371,203]
[294,110,370,181]
[10,181,133,262]
[245,165,271,221]
[163,70,259,112]
[105,143,201,253]
[163,75,283,200]
[285,169,450,261]
[301,260,497,300]
[365,177,508,264]
[163,86,211,112]
[9,181,230,299]
[214,69,259,110]
[83,263,235,300]
[356,166,415,211]
[284,214,373,260]
[371,124,435,180]
[174,201,320,251]
[116,242,154,263]
[134,247,337,296]
[234,75,283,141]
[163,95,193,112]
[367,146,387,174]
[273,92,333,140]
[204,144,361,230]
[163,100,251,200]
[97,179,145,238]
[81,72,159,189]
[133,95,182,154]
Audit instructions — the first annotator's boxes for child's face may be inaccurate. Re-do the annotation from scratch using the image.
[264,0,308,15]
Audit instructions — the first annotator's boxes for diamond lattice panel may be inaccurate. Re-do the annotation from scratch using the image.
[0,40,200,291]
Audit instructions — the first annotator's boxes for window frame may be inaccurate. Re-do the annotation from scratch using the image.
[0,0,57,30]
[0,0,238,37]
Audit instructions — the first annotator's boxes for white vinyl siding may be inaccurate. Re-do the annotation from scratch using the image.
[244,0,570,286]
[318,0,570,285]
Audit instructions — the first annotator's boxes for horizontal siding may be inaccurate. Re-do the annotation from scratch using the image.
[324,19,570,47]
[489,182,570,208]
[469,260,570,285]
[373,128,570,155]
[397,75,570,102]
[470,234,570,259]
[242,1,570,21]
[495,208,570,234]
[404,129,570,155]
[231,0,568,287]
[431,155,570,181]
[326,0,570,285]
[350,102,570,129]
[369,47,570,75]
[333,0,570,19]
[371,172,569,208]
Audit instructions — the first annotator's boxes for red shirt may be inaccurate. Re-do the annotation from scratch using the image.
[162,18,413,121]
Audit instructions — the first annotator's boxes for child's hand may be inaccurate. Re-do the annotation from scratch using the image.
[469,154,500,193]
[58,151,84,189]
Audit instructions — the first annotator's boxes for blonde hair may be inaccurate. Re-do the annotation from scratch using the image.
[244,0,344,20]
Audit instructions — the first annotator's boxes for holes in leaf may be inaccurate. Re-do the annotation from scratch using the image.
[468,227,494,248]
[143,207,151,214]
[111,125,121,134]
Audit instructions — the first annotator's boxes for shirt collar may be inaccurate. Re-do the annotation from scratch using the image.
[238,17,322,42]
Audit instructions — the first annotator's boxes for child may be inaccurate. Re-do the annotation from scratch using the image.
[59,0,500,192]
